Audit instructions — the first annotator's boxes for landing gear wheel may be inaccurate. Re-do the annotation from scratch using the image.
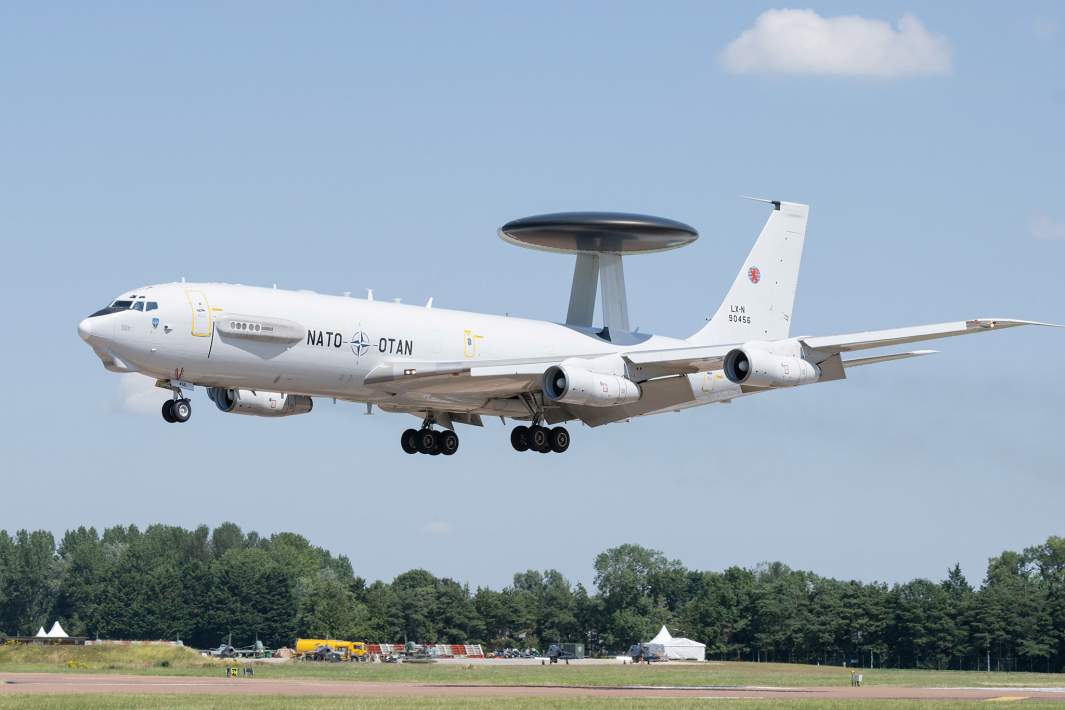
[510,425,530,452]
[416,429,437,454]
[529,425,550,453]
[439,430,459,456]
[549,426,570,453]
[429,431,442,455]
[401,429,419,454]
[161,400,176,423]
[172,398,192,423]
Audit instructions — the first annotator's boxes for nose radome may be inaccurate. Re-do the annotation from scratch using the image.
[78,318,94,342]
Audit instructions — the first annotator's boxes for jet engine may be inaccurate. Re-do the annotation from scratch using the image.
[723,344,820,387]
[542,364,641,407]
[206,387,313,417]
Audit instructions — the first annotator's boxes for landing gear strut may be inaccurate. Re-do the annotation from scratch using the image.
[401,413,459,456]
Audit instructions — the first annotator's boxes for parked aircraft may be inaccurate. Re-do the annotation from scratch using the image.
[77,201,1058,455]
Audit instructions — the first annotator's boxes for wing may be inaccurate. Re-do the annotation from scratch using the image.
[623,318,1060,379]
[364,319,1058,396]
[362,317,1058,430]
[800,318,1061,354]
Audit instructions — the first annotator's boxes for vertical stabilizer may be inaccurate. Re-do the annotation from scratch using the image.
[689,200,808,345]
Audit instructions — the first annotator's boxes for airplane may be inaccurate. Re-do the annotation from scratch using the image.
[77,200,1058,456]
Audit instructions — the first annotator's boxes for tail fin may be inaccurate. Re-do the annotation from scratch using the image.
[689,200,809,345]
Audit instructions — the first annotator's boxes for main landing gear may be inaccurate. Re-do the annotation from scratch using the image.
[511,424,569,454]
[401,414,459,456]
[161,397,191,424]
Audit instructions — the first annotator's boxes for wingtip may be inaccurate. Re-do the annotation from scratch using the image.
[969,318,1065,329]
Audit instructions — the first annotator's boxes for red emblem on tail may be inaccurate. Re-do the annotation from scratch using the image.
[748,266,761,284]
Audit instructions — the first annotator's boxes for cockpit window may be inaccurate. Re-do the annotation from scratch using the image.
[111,300,134,309]
[146,301,158,311]
[133,302,145,311]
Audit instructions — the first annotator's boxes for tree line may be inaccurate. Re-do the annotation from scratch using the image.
[0,525,1062,671]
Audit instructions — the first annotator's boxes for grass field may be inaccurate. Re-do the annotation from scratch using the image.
[1,644,1063,689]
[2,697,1065,710]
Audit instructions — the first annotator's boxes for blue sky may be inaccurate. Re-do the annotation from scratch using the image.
[1,2,1062,590]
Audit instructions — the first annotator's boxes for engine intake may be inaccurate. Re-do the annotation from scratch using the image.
[723,346,820,388]
[207,387,313,417]
[543,364,641,407]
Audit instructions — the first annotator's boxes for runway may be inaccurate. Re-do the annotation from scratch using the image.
[4,673,1065,701]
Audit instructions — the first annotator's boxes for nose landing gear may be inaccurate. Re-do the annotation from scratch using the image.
[162,397,191,423]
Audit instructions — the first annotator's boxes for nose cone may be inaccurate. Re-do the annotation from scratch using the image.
[78,317,95,343]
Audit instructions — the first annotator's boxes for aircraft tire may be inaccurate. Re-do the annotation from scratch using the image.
[400,429,419,454]
[429,431,442,456]
[416,429,437,454]
[510,425,530,452]
[439,430,459,456]
[529,425,550,452]
[549,426,570,453]
[172,398,192,423]
[161,400,176,423]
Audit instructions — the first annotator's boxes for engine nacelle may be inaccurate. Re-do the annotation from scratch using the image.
[207,387,313,417]
[723,345,820,387]
[542,364,641,407]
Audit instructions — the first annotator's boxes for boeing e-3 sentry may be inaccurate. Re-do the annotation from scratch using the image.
[77,201,1058,456]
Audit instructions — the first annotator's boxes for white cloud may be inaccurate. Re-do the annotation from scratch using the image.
[420,521,453,536]
[721,9,952,77]
[111,374,169,415]
[1031,214,1065,241]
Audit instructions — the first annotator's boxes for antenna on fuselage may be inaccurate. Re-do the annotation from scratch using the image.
[367,289,374,301]
[425,297,433,309]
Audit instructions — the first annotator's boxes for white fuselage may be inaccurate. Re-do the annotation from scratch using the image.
[78,282,741,417]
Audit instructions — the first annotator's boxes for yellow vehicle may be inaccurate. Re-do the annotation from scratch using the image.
[295,638,367,661]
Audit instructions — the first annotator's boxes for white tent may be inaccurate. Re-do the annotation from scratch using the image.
[648,626,705,661]
[45,621,69,638]
[35,626,47,637]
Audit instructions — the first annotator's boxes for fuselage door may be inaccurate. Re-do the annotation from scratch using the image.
[185,290,213,337]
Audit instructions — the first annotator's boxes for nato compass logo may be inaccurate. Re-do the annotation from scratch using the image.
[151,317,160,329]
[349,330,371,364]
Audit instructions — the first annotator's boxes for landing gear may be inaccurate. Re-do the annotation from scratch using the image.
[510,394,572,454]
[510,426,530,452]
[402,414,459,456]
[172,399,192,423]
[438,430,460,456]
[510,425,570,454]
[400,429,419,454]
[162,398,191,423]
[549,426,570,453]
[530,425,551,453]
